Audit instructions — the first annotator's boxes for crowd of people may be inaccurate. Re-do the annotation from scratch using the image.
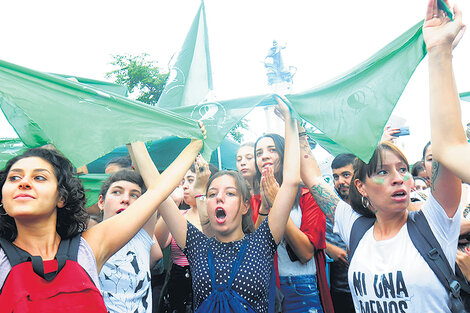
[0,0,469,312]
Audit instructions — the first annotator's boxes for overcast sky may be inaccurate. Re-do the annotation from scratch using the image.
[0,0,469,162]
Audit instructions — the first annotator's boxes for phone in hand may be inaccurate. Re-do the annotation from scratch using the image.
[391,126,410,137]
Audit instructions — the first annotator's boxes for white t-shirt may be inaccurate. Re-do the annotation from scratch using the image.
[277,203,316,276]
[334,195,461,313]
[99,228,154,313]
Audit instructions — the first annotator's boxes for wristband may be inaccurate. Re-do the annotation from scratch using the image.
[258,212,269,216]
[298,131,307,137]
[195,194,206,200]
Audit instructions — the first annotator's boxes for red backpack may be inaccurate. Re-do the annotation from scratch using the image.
[0,235,107,313]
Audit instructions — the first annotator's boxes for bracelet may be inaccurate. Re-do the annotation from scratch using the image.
[298,131,307,137]
[258,212,269,216]
[194,194,206,199]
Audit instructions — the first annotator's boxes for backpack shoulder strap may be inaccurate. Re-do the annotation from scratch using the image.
[0,235,81,282]
[207,240,249,290]
[0,238,31,267]
[407,210,465,313]
[62,234,81,262]
[227,241,248,288]
[349,216,375,261]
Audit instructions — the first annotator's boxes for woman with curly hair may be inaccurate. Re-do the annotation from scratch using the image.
[0,134,204,311]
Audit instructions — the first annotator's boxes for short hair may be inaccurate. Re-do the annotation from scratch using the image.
[206,171,255,234]
[105,156,132,171]
[411,161,425,177]
[0,148,88,241]
[331,153,356,170]
[100,170,146,200]
[349,142,409,217]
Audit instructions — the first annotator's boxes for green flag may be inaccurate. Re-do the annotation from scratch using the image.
[157,1,212,108]
[172,94,273,160]
[79,173,108,207]
[287,20,426,162]
[50,73,129,97]
[460,92,470,102]
[308,133,355,157]
[0,60,204,167]
[0,138,27,169]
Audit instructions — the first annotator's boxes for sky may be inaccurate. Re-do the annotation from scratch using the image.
[0,0,469,163]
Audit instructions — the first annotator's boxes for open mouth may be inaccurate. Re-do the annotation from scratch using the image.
[215,207,227,224]
[391,190,407,201]
[116,208,126,214]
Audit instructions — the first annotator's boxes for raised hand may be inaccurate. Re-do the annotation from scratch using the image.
[380,125,399,143]
[273,95,292,122]
[260,166,280,209]
[423,0,465,52]
[194,154,210,194]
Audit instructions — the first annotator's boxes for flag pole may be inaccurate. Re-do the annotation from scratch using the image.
[217,146,222,170]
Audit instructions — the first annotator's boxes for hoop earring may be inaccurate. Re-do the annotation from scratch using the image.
[0,203,8,216]
[361,196,370,209]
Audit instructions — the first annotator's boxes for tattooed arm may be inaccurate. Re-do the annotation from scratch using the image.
[299,127,340,223]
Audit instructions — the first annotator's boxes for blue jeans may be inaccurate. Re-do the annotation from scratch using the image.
[279,275,324,313]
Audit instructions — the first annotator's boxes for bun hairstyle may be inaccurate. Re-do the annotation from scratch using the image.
[349,142,409,217]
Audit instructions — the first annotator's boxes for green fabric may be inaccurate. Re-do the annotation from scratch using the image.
[287,20,426,162]
[308,133,355,157]
[156,1,212,109]
[50,73,129,97]
[0,59,204,167]
[170,20,426,163]
[0,19,425,168]
[79,173,108,208]
[0,138,28,169]
[171,94,274,161]
[460,92,470,102]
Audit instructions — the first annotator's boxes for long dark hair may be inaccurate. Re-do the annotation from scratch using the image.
[253,133,301,204]
[0,148,88,241]
[206,171,255,234]
[349,142,410,217]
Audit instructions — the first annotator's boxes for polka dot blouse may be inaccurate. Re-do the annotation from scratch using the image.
[183,219,277,313]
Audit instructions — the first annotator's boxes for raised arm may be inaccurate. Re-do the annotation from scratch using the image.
[193,154,214,237]
[268,98,301,244]
[126,142,159,237]
[82,138,203,271]
[298,125,339,223]
[426,0,469,184]
[423,0,465,217]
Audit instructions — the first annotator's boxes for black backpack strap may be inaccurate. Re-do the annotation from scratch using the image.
[456,264,470,294]
[62,234,81,262]
[0,238,31,266]
[407,210,466,313]
[0,235,81,282]
[349,216,375,261]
